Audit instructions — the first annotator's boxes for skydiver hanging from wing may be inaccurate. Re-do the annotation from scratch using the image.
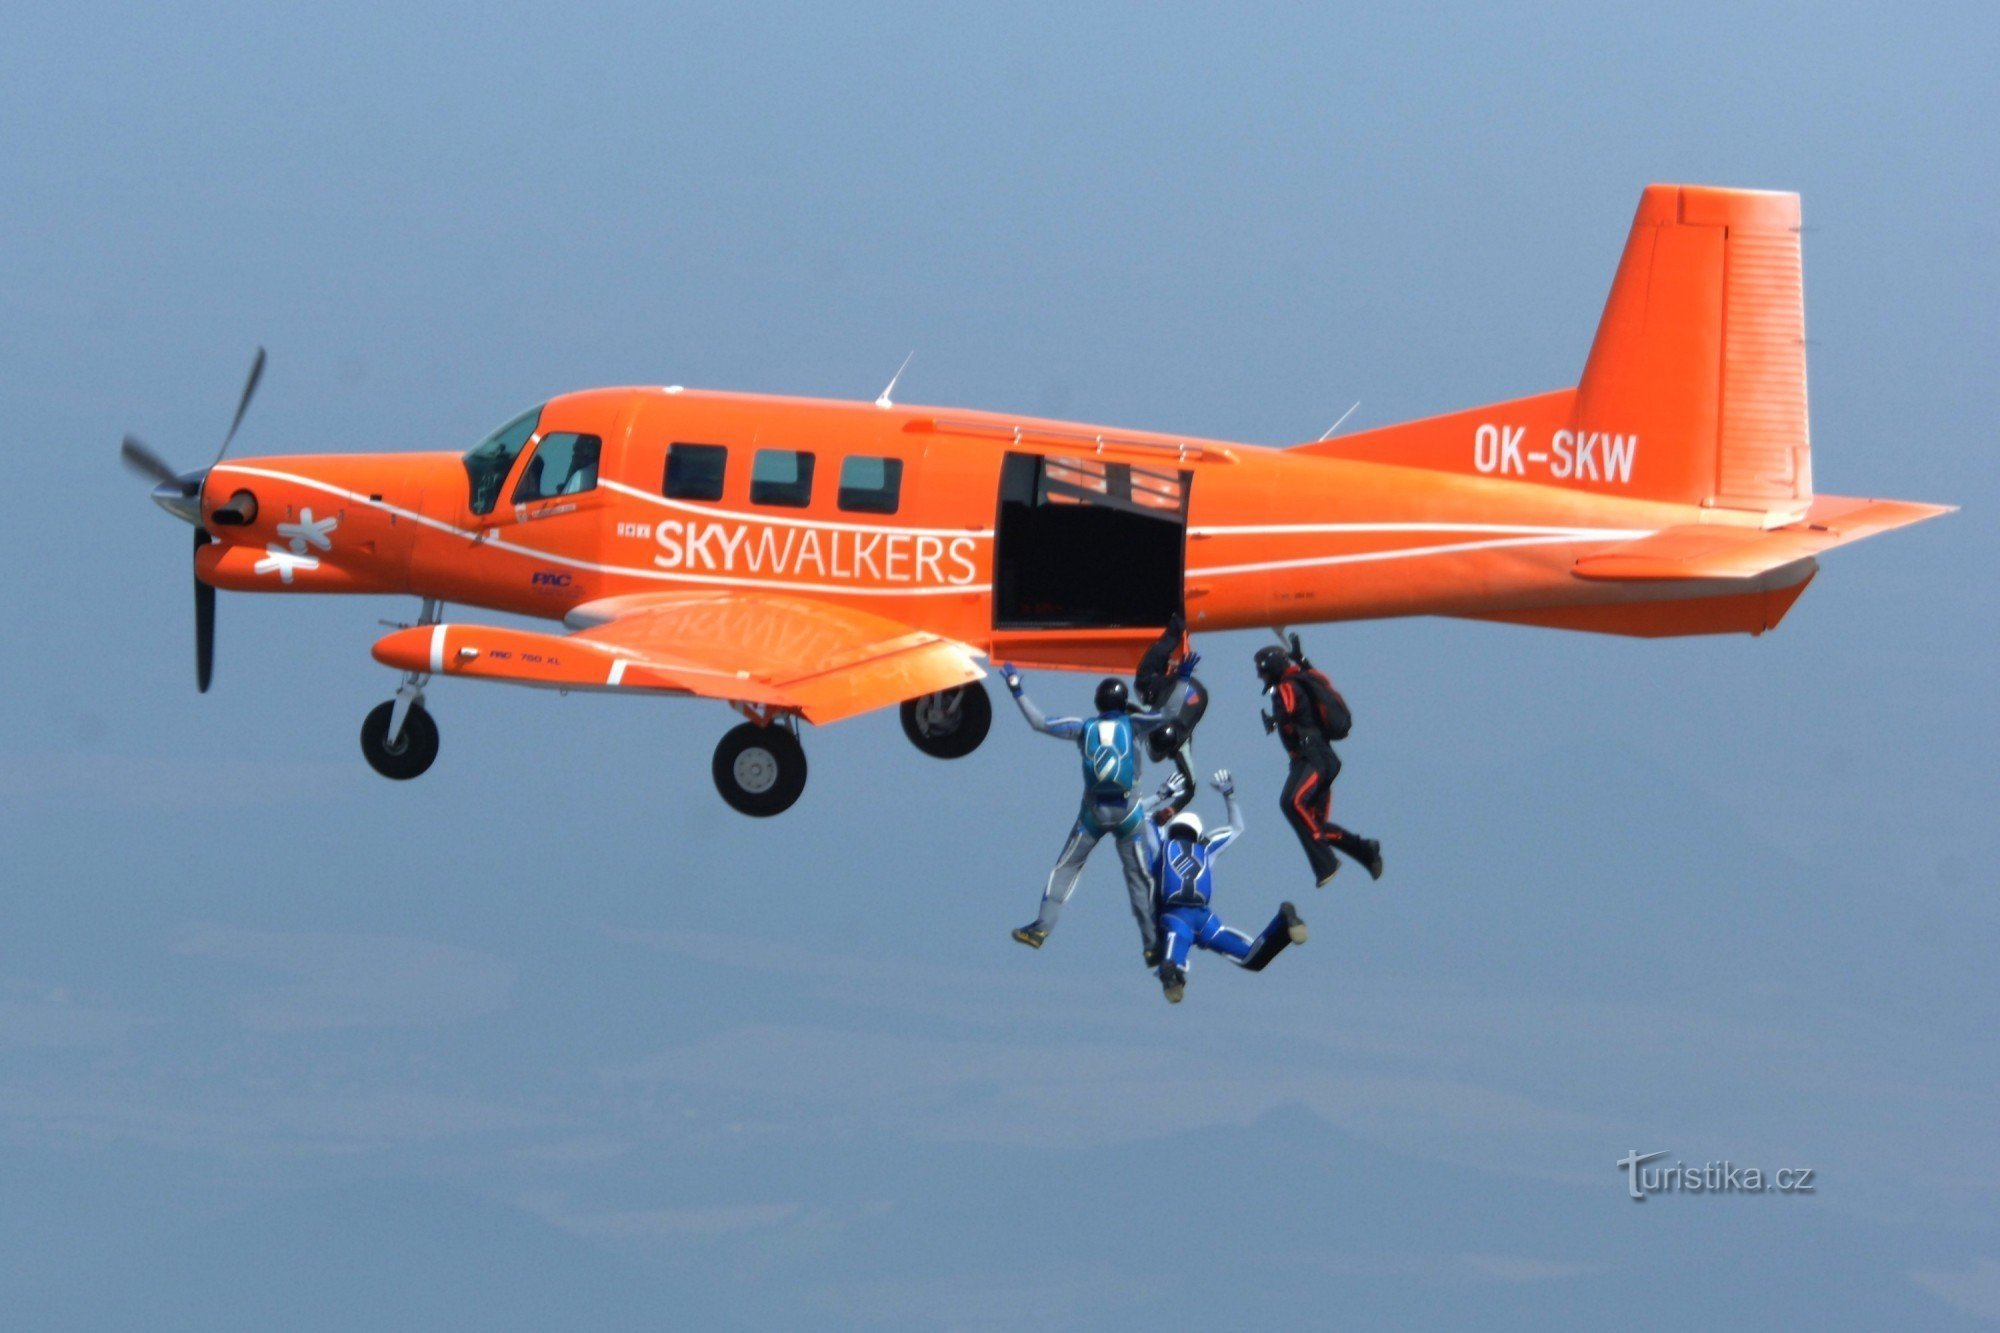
[1002,659,1195,962]
[1257,636,1383,887]
[1132,611,1209,823]
[1150,768,1308,1003]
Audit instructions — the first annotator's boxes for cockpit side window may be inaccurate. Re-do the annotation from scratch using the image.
[512,433,602,504]
[463,406,543,516]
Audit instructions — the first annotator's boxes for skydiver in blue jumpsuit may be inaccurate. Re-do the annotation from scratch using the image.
[1002,660,1195,960]
[1151,769,1308,1003]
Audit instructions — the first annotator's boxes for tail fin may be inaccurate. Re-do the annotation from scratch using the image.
[1299,184,1814,518]
[1577,184,1809,512]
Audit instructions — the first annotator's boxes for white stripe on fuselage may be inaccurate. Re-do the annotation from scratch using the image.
[600,479,992,539]
[212,463,1653,594]
[211,465,991,598]
[1189,532,1642,578]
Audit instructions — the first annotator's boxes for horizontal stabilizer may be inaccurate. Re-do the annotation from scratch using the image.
[1574,495,1954,582]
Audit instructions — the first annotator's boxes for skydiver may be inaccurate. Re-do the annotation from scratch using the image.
[1133,612,1209,822]
[1002,660,1191,959]
[1256,641,1383,887]
[1151,768,1307,1004]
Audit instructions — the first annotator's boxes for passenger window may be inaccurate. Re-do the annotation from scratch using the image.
[837,455,903,514]
[664,443,728,501]
[750,449,815,507]
[512,433,601,504]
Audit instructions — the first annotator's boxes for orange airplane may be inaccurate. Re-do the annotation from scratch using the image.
[123,184,1949,815]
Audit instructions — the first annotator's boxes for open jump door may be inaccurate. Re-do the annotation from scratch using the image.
[993,451,1190,633]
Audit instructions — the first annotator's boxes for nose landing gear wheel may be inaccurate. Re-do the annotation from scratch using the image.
[712,721,808,816]
[899,680,992,759]
[360,700,439,780]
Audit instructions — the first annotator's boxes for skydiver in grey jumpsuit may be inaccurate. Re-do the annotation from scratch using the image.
[1002,663,1189,961]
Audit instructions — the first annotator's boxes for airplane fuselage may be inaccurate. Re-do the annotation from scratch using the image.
[196,384,1808,671]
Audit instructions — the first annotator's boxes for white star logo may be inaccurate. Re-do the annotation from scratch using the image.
[254,508,339,584]
[254,545,320,584]
[276,508,338,555]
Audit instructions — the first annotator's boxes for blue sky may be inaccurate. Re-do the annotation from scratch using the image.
[2,1,1993,1327]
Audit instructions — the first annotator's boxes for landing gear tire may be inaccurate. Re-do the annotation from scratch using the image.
[712,722,808,817]
[900,681,992,759]
[360,700,439,780]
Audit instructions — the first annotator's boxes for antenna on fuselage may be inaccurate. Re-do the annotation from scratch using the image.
[1317,402,1361,440]
[875,350,915,409]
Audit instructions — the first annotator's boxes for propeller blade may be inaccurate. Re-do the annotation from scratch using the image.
[121,435,179,487]
[214,345,265,465]
[195,527,216,693]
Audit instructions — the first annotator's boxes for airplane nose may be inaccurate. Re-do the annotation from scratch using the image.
[150,469,207,524]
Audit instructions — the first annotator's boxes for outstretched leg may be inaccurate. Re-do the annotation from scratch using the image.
[1280,756,1340,885]
[1156,905,1203,1003]
[1323,823,1383,879]
[1114,827,1160,959]
[1237,903,1308,972]
[1193,910,1258,962]
[1016,819,1100,946]
[1311,765,1383,880]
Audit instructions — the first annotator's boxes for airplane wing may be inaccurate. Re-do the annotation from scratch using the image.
[371,590,986,725]
[1573,495,1954,582]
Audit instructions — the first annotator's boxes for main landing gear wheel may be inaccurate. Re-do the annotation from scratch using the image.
[712,721,808,817]
[360,700,439,780]
[900,681,992,759]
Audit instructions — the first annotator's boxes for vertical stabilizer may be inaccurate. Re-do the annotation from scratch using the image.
[1297,184,1815,519]
[1575,184,1811,514]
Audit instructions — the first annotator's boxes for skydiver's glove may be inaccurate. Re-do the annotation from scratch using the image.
[1261,709,1277,735]
[1166,611,1186,636]
[1176,651,1201,680]
[1288,633,1311,669]
[1211,769,1235,797]
[1155,773,1189,806]
[1000,663,1023,697]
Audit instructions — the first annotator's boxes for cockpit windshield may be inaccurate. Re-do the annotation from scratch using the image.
[463,405,543,515]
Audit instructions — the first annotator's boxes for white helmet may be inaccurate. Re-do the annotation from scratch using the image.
[1165,810,1204,842]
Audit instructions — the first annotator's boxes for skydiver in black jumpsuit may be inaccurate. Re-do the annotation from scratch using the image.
[1256,643,1383,887]
[1134,612,1208,823]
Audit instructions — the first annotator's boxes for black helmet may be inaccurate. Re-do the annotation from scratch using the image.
[1254,645,1290,684]
[1094,678,1130,712]
[1145,722,1186,763]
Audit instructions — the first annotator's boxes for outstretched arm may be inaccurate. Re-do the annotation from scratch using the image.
[1000,663,1082,739]
[1204,769,1245,854]
[1142,767,1192,820]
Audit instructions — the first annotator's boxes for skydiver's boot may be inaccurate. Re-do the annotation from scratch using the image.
[1328,827,1384,881]
[1242,904,1305,972]
[1281,901,1308,945]
[1159,962,1186,1004]
[1012,924,1049,949]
